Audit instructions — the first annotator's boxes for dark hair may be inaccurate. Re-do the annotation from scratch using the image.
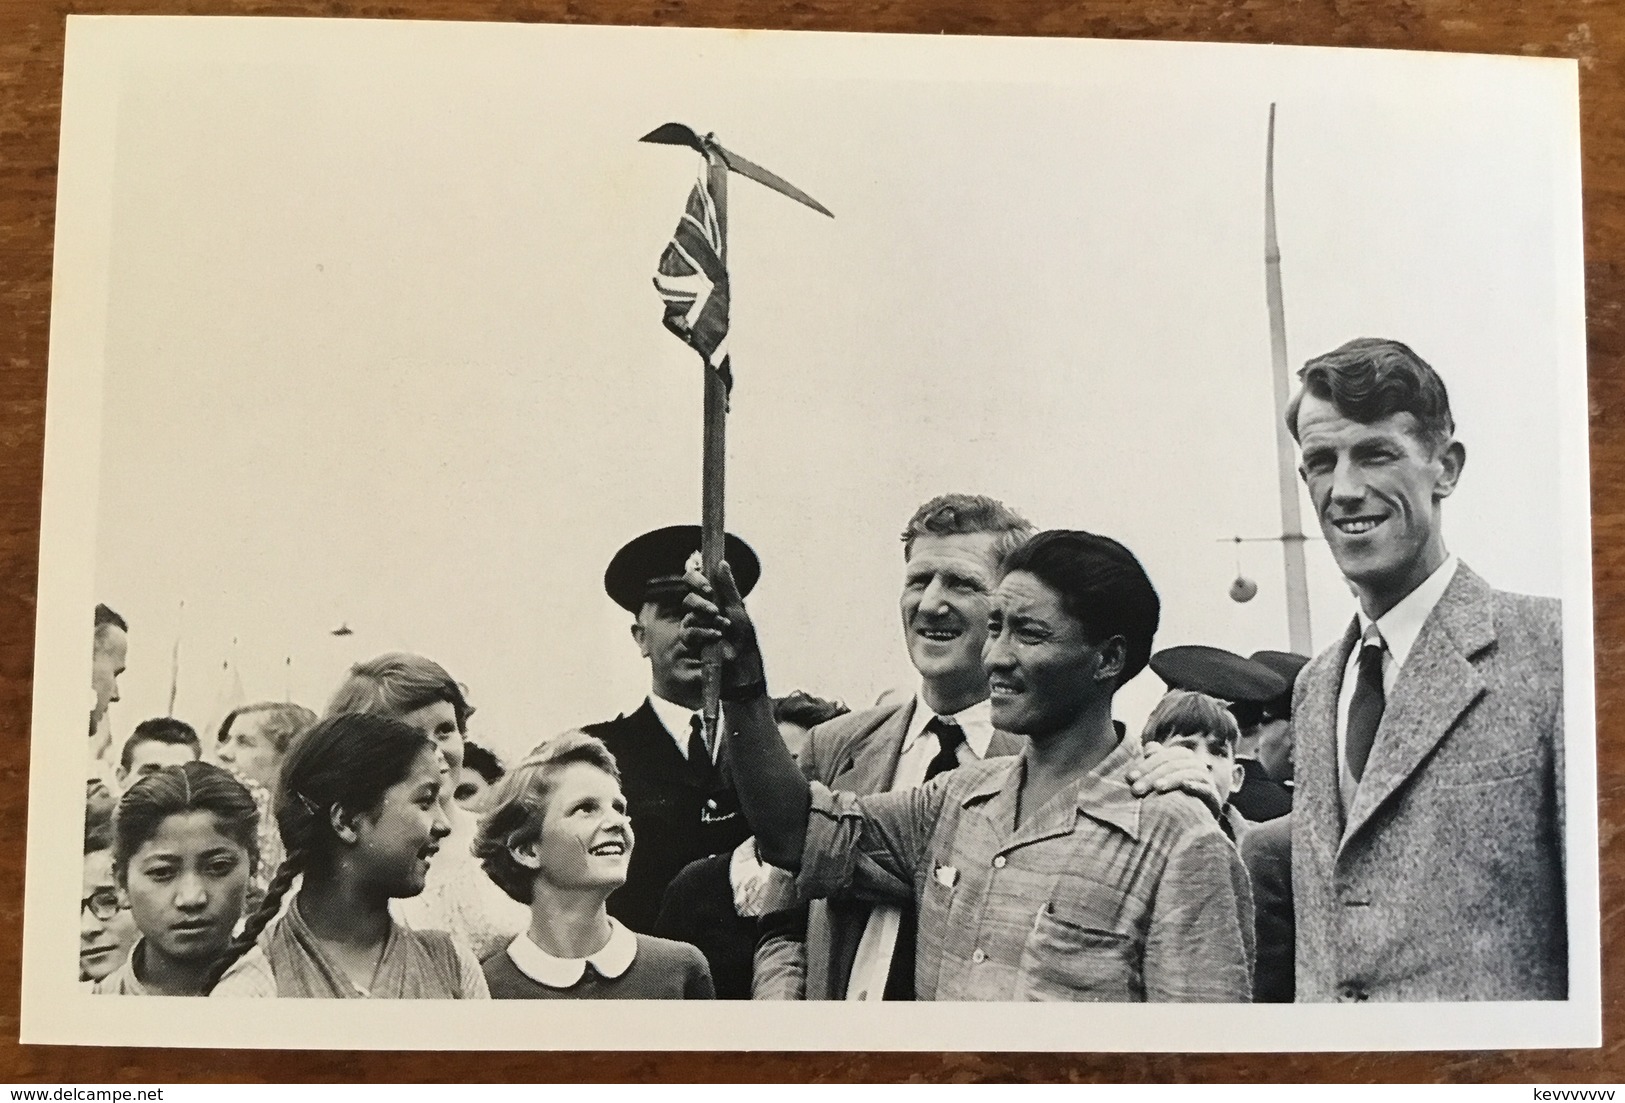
[218,701,317,756]
[473,731,622,905]
[120,717,202,771]
[113,761,260,882]
[1285,338,1455,452]
[1140,690,1240,755]
[461,740,505,785]
[999,530,1161,687]
[202,713,436,992]
[901,494,1035,564]
[326,653,475,733]
[85,784,116,855]
[772,690,850,730]
[94,604,127,635]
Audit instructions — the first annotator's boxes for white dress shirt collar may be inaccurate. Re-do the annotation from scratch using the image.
[645,694,708,762]
[1356,553,1459,669]
[902,691,995,759]
[505,918,638,988]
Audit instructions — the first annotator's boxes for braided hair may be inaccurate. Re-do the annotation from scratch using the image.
[202,712,435,993]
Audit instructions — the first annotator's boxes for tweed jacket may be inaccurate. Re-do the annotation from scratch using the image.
[1291,562,1567,1001]
[751,696,1023,1000]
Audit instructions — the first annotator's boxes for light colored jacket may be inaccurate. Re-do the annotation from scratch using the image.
[1291,563,1567,1001]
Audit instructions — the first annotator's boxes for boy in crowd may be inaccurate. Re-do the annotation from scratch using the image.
[80,784,137,984]
[115,717,202,793]
[1140,691,1249,843]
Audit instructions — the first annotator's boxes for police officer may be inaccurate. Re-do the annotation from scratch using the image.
[583,525,761,934]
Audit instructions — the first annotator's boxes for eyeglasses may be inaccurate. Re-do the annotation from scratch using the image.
[81,889,125,922]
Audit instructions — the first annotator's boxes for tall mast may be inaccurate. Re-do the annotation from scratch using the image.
[1265,103,1313,654]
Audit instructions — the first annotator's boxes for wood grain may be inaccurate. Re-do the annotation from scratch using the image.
[1,0,1619,1082]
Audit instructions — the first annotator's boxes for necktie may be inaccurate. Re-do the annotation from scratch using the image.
[884,715,966,1000]
[1345,625,1387,782]
[923,716,966,781]
[687,714,715,785]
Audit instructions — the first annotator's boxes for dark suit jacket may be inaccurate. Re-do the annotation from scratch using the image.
[584,701,752,936]
[1291,563,1566,1001]
[1241,813,1295,1002]
[654,852,755,999]
[1231,758,1293,822]
[752,696,1024,1000]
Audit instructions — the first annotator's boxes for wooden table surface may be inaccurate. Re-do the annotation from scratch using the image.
[0,0,1619,1083]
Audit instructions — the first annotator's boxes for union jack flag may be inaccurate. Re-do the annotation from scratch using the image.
[653,167,732,391]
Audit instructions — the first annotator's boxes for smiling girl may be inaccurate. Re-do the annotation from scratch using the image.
[326,653,526,960]
[473,731,713,999]
[206,712,488,998]
[96,762,258,995]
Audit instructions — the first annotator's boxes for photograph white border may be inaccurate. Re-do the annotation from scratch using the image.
[21,16,1599,1051]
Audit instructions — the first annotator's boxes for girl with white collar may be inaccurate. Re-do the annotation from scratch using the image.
[474,731,714,999]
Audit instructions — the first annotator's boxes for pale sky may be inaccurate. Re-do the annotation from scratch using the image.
[85,23,1579,764]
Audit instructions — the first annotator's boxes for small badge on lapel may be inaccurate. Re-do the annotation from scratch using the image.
[700,796,740,825]
[933,863,959,889]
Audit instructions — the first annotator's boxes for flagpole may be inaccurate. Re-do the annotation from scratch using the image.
[1265,103,1313,654]
[642,122,831,746]
[166,599,183,717]
[700,146,729,750]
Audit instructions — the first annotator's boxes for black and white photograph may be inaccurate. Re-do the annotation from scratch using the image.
[21,16,1598,1049]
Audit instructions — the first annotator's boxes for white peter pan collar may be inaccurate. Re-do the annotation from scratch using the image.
[505,918,638,988]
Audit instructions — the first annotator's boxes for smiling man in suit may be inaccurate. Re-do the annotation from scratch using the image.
[1286,337,1566,1001]
[582,525,761,935]
[753,494,1034,1001]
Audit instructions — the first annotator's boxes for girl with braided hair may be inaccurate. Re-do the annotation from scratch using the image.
[96,761,258,995]
[325,653,526,960]
[207,712,488,998]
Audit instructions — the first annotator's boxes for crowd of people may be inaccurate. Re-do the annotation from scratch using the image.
[76,337,1568,1003]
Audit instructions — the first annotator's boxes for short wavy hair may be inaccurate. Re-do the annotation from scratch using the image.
[326,653,475,733]
[1285,337,1455,452]
[1140,690,1241,756]
[218,702,317,757]
[120,717,202,771]
[472,731,622,905]
[900,493,1035,565]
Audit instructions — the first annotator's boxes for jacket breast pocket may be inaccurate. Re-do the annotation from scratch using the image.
[1429,747,1540,791]
[1016,910,1142,1002]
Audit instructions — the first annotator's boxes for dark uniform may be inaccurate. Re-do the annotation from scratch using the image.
[585,525,760,935]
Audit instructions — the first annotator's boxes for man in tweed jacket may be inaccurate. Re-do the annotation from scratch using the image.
[1285,337,1566,1001]
[752,494,1031,1001]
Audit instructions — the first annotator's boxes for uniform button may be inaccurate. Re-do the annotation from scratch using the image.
[992,855,1006,869]
[971,949,986,963]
